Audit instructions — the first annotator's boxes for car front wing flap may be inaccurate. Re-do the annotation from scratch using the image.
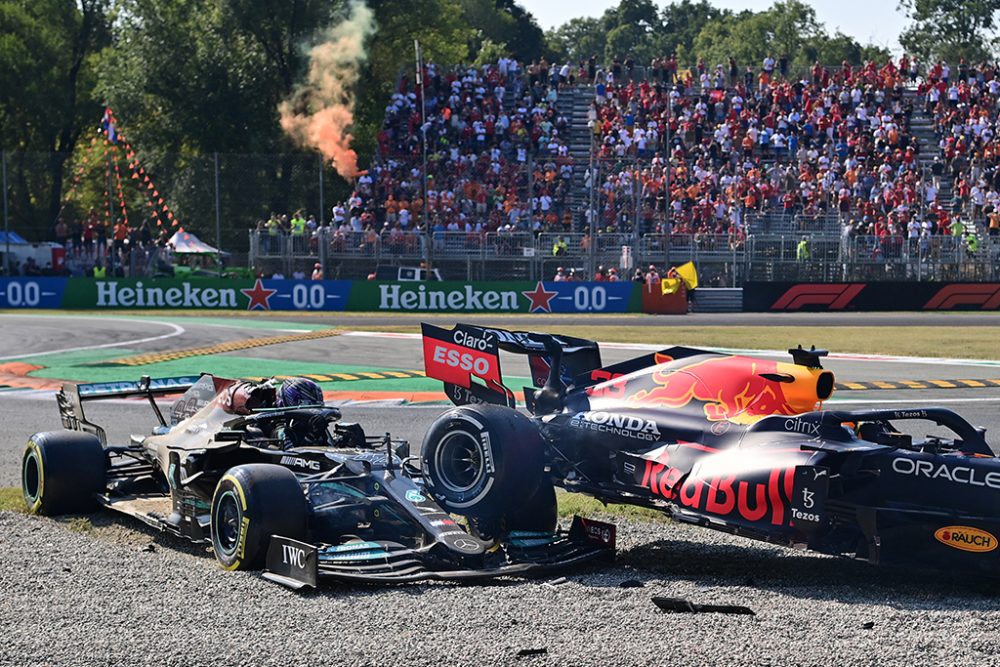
[263,516,616,588]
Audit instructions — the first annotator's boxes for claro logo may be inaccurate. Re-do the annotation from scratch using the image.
[934,526,998,553]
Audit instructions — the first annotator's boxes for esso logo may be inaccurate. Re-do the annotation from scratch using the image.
[433,345,491,375]
[453,329,489,350]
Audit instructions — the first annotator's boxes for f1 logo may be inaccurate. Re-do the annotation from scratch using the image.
[282,544,307,569]
[770,284,865,311]
[923,284,1000,310]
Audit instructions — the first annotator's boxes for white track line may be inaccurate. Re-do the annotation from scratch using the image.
[150,320,309,333]
[341,331,1000,368]
[0,315,186,361]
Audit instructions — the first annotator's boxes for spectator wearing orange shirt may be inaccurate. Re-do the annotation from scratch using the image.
[113,221,129,257]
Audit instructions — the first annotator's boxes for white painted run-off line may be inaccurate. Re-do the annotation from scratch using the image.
[0,316,186,361]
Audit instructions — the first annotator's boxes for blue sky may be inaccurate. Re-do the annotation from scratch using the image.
[519,0,908,53]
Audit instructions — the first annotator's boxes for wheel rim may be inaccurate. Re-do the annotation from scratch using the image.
[23,450,41,506]
[214,490,242,557]
[434,431,485,495]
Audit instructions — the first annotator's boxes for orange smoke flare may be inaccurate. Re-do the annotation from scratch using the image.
[278,1,375,180]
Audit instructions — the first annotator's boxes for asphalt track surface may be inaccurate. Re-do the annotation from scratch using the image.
[3,313,1000,666]
[2,312,1000,484]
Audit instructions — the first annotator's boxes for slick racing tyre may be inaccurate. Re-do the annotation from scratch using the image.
[421,405,545,519]
[210,464,307,571]
[22,431,106,515]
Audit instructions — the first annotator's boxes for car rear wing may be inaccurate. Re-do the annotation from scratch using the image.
[421,323,605,409]
[57,375,200,445]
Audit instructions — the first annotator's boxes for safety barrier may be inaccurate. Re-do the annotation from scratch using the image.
[0,277,688,314]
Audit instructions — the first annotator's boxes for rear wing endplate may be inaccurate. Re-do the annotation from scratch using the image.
[421,323,603,408]
[58,375,199,445]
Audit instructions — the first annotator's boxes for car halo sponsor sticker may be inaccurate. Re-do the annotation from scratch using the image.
[934,526,998,553]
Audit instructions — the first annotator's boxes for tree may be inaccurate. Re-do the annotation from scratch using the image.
[691,0,883,71]
[657,0,729,59]
[545,17,607,63]
[899,0,1000,62]
[458,0,545,63]
[493,0,546,61]
[606,23,655,65]
[807,32,891,67]
[615,0,657,29]
[602,0,657,63]
[95,0,350,243]
[354,0,473,158]
[0,0,110,238]
[768,0,824,63]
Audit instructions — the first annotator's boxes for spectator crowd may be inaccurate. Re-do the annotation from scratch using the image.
[25,54,997,281]
[238,53,1000,280]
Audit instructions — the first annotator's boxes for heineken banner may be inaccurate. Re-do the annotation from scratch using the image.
[0,278,643,313]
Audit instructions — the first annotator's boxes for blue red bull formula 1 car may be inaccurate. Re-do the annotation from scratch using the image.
[419,323,1000,575]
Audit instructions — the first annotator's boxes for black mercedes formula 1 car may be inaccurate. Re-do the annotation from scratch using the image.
[420,323,1000,576]
[20,374,613,588]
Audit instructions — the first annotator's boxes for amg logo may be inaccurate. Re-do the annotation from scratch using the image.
[282,544,307,568]
[571,411,661,441]
[280,456,321,471]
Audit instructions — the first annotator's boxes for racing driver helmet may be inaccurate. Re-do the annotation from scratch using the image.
[277,377,325,407]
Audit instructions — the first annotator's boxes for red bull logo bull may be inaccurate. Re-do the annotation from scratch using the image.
[624,355,817,425]
[638,445,797,526]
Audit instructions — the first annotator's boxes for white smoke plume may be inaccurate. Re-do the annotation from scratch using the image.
[279,0,376,180]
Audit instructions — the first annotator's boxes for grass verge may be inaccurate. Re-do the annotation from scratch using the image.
[357,325,1000,360]
[4,311,999,359]
[0,487,24,512]
[66,517,93,532]
[557,489,667,523]
[1,484,665,525]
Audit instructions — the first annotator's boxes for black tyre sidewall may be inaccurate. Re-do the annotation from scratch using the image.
[422,405,544,518]
[22,431,106,516]
[210,464,307,571]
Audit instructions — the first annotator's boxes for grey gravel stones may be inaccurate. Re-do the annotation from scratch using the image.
[2,511,999,667]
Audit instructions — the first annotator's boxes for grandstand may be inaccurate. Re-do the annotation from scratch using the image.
[3,56,997,287]
[249,57,1000,285]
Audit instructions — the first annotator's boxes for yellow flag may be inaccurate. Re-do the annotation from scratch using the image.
[661,277,682,295]
[675,261,698,290]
